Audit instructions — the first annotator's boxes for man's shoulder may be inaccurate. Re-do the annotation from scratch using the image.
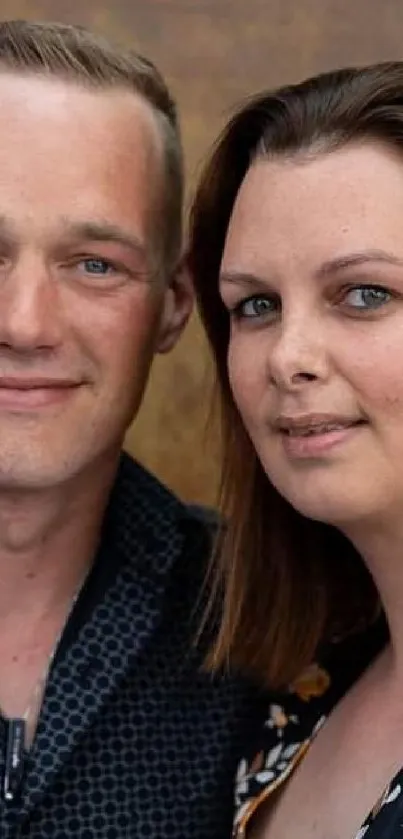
[114,451,218,525]
[114,451,183,510]
[185,502,220,528]
[106,451,219,567]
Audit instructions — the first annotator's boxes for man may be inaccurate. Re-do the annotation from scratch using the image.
[0,18,266,839]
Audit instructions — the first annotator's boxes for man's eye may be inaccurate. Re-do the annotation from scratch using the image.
[235,295,278,319]
[342,285,392,309]
[80,258,114,275]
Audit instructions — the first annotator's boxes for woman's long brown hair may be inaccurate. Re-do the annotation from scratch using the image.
[187,63,403,687]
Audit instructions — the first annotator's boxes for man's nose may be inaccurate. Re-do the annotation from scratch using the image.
[0,255,64,353]
[267,313,329,391]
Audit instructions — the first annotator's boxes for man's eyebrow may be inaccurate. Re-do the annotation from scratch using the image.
[316,249,403,278]
[62,219,148,260]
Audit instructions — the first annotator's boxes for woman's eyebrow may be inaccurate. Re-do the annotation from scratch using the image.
[219,270,270,288]
[316,249,403,279]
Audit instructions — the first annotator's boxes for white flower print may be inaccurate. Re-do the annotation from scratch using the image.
[384,783,401,805]
[282,743,302,760]
[264,743,283,769]
[255,769,275,785]
[235,759,248,785]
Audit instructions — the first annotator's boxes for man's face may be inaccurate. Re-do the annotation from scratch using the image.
[0,74,191,489]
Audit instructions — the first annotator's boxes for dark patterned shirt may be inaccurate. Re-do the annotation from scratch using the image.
[233,616,403,838]
[0,453,267,839]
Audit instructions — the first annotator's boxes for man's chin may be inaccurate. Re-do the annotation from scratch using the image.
[0,448,84,493]
[0,465,71,493]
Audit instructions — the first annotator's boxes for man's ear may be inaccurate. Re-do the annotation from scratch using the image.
[156,258,194,354]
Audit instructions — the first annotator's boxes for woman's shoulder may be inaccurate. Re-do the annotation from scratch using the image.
[234,662,332,835]
[234,616,388,837]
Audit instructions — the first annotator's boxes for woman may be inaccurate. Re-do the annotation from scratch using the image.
[188,63,403,838]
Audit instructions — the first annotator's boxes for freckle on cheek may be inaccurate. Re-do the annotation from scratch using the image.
[385,394,403,409]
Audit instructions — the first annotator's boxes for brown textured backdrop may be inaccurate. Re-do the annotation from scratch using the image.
[2,0,403,502]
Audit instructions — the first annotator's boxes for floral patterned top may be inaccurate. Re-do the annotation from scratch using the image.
[233,615,403,838]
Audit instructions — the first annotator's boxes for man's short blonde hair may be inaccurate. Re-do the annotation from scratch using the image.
[0,19,183,275]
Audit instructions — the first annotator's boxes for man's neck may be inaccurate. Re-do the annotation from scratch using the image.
[0,453,119,622]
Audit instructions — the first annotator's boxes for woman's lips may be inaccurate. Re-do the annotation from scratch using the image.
[278,418,366,458]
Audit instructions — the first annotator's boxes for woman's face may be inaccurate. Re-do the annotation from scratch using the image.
[219,141,403,529]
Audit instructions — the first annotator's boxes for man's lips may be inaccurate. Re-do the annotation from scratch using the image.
[0,377,81,389]
[0,377,84,410]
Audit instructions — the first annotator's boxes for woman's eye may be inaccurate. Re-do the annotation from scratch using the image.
[235,295,278,319]
[342,285,392,310]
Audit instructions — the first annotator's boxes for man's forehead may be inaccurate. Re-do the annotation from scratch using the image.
[0,73,166,273]
[0,73,164,197]
[0,70,161,148]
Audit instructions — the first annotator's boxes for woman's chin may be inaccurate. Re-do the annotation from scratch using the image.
[271,478,376,529]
